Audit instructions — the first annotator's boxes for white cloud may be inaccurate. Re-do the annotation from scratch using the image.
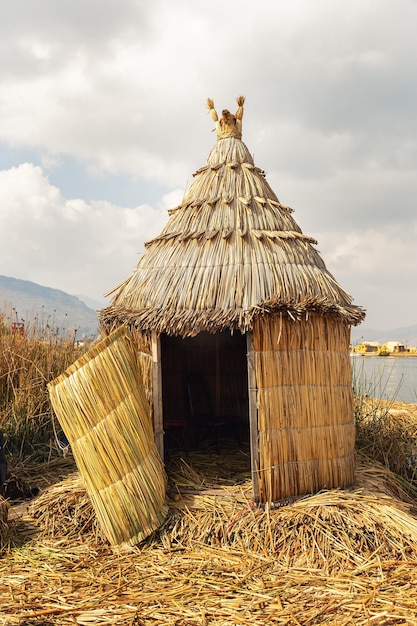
[0,0,416,330]
[316,224,417,329]
[0,164,169,301]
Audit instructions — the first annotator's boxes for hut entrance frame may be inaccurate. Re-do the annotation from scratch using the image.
[151,330,260,500]
[151,312,357,505]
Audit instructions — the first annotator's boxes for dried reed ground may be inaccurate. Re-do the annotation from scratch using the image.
[1,403,417,624]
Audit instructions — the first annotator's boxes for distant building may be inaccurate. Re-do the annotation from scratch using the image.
[382,341,406,354]
[354,341,380,354]
[11,321,25,335]
[352,340,410,355]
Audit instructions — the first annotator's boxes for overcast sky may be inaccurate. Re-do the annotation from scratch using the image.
[1,0,416,332]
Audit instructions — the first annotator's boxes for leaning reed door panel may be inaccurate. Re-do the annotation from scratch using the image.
[48,328,168,546]
[252,314,355,503]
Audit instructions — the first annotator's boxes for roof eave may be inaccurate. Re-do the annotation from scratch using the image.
[99,298,366,338]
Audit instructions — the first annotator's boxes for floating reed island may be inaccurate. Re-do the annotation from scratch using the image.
[2,440,417,624]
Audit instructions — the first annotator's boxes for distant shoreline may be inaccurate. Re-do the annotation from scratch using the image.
[359,398,417,414]
[351,352,417,357]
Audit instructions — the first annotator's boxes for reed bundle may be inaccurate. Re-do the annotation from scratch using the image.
[163,488,417,569]
[27,450,417,566]
[355,450,417,503]
[47,327,167,546]
[29,472,106,543]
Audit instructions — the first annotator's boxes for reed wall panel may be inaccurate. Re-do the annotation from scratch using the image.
[48,328,167,546]
[253,314,355,502]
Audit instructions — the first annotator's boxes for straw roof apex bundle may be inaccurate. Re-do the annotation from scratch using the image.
[206,95,245,140]
[100,97,365,337]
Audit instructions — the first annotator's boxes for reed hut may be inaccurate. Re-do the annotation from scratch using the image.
[99,96,365,505]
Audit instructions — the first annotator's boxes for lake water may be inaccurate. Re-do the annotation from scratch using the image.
[350,356,417,404]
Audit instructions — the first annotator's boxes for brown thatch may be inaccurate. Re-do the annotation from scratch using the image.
[99,96,365,338]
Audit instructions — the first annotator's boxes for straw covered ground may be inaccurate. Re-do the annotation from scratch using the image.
[2,407,417,626]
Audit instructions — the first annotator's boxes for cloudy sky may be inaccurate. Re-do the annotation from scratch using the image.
[1,0,416,332]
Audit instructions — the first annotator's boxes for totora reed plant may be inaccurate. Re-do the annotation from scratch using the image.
[353,364,417,494]
[0,311,88,462]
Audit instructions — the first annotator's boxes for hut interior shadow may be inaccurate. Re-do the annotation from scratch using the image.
[161,331,249,463]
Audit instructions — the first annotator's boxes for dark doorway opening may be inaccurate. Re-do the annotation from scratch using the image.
[160,331,249,458]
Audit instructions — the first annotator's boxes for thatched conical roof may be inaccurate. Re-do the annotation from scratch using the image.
[99,97,365,337]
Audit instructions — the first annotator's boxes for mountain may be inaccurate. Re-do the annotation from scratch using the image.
[351,324,417,349]
[0,275,99,339]
[76,294,107,311]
